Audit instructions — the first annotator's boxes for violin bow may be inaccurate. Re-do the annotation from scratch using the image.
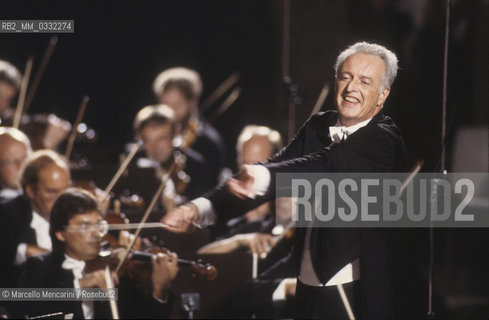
[200,71,240,113]
[24,36,58,113]
[102,141,142,201]
[309,81,330,118]
[104,265,120,319]
[114,162,177,274]
[64,95,90,160]
[208,86,241,124]
[12,57,33,129]
[106,222,167,231]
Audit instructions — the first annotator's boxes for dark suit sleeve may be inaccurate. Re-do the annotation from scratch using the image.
[117,276,174,319]
[266,123,404,175]
[202,114,319,223]
[16,257,49,318]
[18,256,48,288]
[267,122,403,182]
[0,197,32,270]
[16,254,80,319]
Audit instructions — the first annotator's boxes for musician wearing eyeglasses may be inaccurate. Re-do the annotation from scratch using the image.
[16,188,178,319]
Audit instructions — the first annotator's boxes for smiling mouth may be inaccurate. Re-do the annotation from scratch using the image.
[343,96,360,103]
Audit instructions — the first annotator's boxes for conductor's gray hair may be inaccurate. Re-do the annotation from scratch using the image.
[334,42,398,92]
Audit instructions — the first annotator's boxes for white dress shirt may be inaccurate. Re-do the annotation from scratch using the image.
[15,210,52,266]
[62,254,94,319]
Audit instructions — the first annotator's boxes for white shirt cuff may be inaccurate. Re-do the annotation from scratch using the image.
[190,197,216,227]
[73,278,81,289]
[272,278,296,301]
[247,165,270,196]
[14,243,27,266]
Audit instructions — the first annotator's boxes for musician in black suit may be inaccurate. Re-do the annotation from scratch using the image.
[162,42,426,319]
[17,188,177,319]
[153,67,229,187]
[0,150,71,288]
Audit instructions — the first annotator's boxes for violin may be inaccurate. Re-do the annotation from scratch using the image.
[80,192,217,282]
[85,241,217,282]
[179,116,199,150]
[154,150,190,211]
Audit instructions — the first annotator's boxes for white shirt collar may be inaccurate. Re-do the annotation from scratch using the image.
[0,188,22,200]
[62,254,86,279]
[329,117,372,143]
[62,254,94,319]
[30,210,52,250]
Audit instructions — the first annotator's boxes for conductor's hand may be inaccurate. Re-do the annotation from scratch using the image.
[226,165,257,199]
[161,203,199,233]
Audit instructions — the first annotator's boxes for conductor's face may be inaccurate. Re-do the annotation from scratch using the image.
[335,53,390,127]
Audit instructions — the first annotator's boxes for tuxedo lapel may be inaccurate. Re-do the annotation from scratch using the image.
[317,111,337,147]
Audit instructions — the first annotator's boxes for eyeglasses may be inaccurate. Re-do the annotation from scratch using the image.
[64,220,109,237]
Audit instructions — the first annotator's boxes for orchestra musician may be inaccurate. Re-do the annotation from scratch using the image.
[0,59,71,151]
[0,149,71,289]
[17,187,178,319]
[0,127,32,202]
[0,60,21,121]
[117,104,212,216]
[152,67,229,187]
[162,42,418,319]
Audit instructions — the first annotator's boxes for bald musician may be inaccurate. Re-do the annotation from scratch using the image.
[0,150,71,289]
[0,127,32,201]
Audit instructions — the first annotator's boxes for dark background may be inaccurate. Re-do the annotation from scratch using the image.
[1,0,488,319]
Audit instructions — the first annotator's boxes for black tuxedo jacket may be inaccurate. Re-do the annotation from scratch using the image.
[203,111,422,318]
[16,251,103,319]
[17,251,174,319]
